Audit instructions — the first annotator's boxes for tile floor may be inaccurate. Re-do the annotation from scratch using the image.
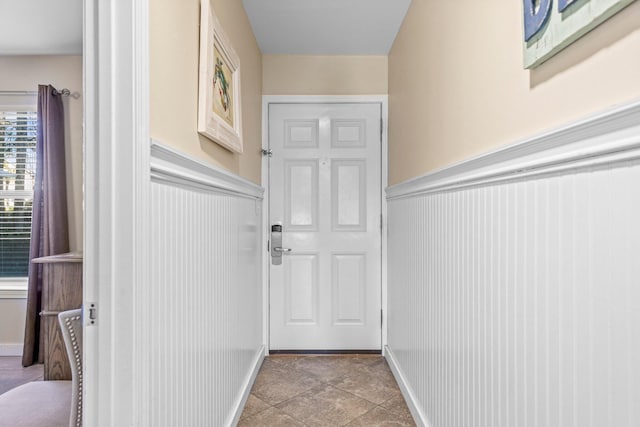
[0,356,44,395]
[239,355,416,426]
[1,355,415,426]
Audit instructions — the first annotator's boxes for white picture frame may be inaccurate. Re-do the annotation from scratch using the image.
[198,0,243,153]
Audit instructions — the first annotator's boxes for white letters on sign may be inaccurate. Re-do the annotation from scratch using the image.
[523,0,636,68]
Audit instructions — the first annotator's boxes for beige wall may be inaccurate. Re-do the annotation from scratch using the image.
[388,1,640,184]
[263,55,388,95]
[150,0,263,184]
[0,55,83,251]
[0,298,27,353]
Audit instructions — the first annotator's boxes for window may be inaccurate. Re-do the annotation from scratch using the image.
[0,109,37,278]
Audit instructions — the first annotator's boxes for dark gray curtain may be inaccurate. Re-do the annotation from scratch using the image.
[22,85,70,367]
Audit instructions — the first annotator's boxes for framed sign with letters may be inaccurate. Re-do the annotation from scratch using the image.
[523,0,637,68]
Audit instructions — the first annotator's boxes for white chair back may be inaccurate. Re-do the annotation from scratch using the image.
[58,308,83,427]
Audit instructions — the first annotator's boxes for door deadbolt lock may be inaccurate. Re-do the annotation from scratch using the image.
[271,223,291,265]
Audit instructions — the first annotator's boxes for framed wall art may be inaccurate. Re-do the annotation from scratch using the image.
[198,0,243,153]
[523,0,637,68]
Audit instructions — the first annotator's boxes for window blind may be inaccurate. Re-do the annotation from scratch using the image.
[0,111,37,277]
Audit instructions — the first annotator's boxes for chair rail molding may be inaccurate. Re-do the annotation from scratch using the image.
[150,140,264,200]
[385,99,640,427]
[387,100,640,199]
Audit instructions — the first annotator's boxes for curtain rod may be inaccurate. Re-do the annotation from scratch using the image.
[0,89,71,97]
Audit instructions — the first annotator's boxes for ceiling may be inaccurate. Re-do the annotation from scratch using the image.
[0,0,83,56]
[242,0,412,55]
[0,0,410,56]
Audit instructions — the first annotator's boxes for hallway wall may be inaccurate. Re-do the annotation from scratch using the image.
[388,0,640,184]
[262,55,388,95]
[0,299,26,356]
[148,3,265,424]
[141,143,264,426]
[150,0,263,184]
[386,2,640,425]
[386,104,640,426]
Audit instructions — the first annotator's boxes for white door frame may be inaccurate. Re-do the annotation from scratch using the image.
[84,0,150,425]
[261,95,389,355]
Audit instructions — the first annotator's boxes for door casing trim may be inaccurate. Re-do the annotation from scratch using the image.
[261,95,389,355]
[84,0,151,424]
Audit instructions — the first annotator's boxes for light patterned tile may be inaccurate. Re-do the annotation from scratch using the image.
[238,406,306,427]
[345,406,416,427]
[380,392,414,420]
[352,358,396,382]
[251,361,322,405]
[240,394,272,420]
[352,355,384,366]
[289,355,366,382]
[263,355,299,368]
[329,372,399,405]
[246,355,408,425]
[277,383,375,427]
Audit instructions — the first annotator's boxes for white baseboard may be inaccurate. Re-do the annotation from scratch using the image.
[385,345,430,427]
[226,345,265,427]
[0,344,23,357]
[0,280,28,299]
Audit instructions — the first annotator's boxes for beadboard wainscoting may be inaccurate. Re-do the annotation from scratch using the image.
[146,142,264,427]
[386,102,640,427]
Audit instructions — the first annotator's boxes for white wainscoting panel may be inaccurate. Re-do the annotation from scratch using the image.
[386,102,640,427]
[144,142,264,426]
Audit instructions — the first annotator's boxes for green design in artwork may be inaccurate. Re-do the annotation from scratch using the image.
[214,57,230,112]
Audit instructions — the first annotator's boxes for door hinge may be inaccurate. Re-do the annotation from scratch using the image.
[380,214,383,231]
[267,239,270,252]
[380,118,383,138]
[381,309,384,327]
[261,148,273,157]
[88,303,97,325]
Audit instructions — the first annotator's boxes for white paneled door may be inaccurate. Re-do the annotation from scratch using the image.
[269,103,382,350]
